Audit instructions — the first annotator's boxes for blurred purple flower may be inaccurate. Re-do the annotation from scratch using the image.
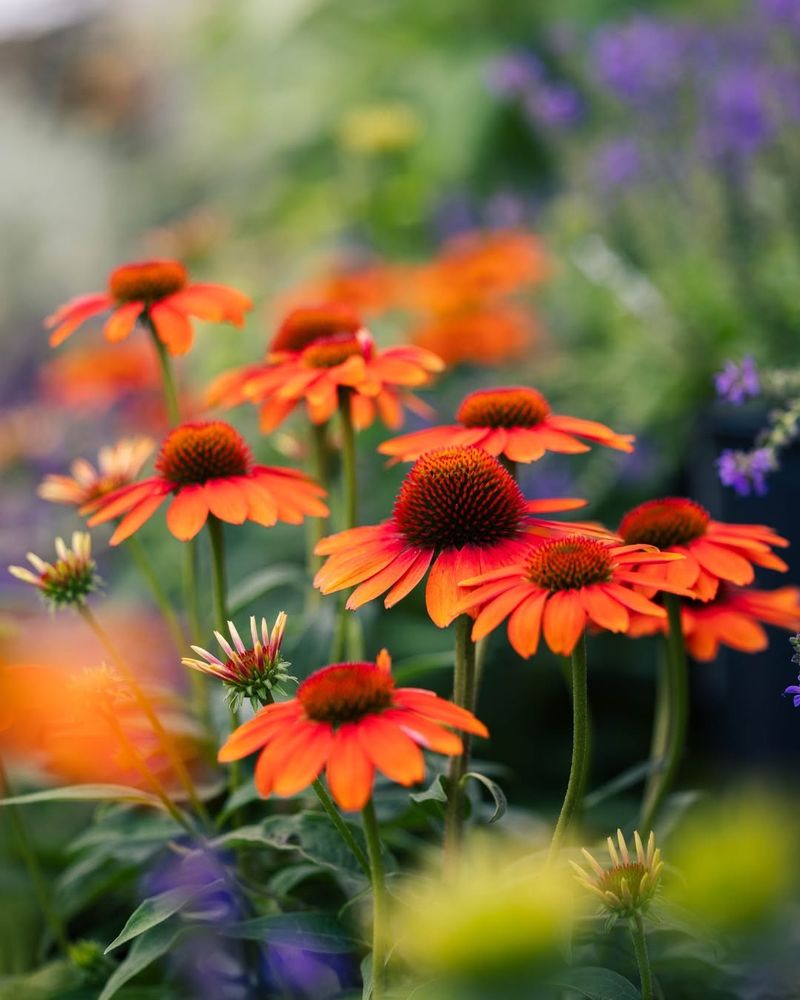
[717,446,776,495]
[784,677,800,706]
[431,192,478,239]
[703,68,774,161]
[525,83,583,128]
[759,0,800,32]
[486,52,542,98]
[714,356,761,404]
[485,191,528,229]
[593,17,684,103]
[592,137,643,190]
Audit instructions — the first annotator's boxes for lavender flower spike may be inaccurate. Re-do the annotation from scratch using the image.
[714,356,760,405]
[717,446,776,496]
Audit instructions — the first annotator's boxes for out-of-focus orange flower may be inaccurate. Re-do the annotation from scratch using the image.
[39,340,161,410]
[0,406,63,471]
[209,303,443,432]
[380,386,634,464]
[277,263,403,318]
[45,258,252,356]
[457,536,691,657]
[626,585,800,661]
[408,305,537,367]
[618,498,789,602]
[218,649,487,811]
[38,437,155,512]
[88,420,328,544]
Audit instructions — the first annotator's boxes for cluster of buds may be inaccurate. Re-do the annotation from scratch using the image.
[9,532,98,608]
[183,613,293,710]
[571,829,663,925]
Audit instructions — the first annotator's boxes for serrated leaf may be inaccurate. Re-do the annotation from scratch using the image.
[105,881,221,953]
[549,967,641,1000]
[99,921,182,1000]
[227,565,305,615]
[0,785,163,810]
[462,771,506,823]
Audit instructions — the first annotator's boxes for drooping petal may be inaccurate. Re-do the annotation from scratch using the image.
[46,293,113,346]
[109,493,168,545]
[384,548,434,607]
[542,590,586,655]
[382,708,463,755]
[217,702,303,761]
[326,724,375,811]
[425,549,463,628]
[690,539,754,586]
[507,590,547,657]
[150,301,194,355]
[346,548,421,609]
[103,301,144,343]
[165,485,209,540]
[471,584,531,641]
[393,690,488,737]
[580,585,630,633]
[204,478,249,524]
[271,723,334,796]
[356,715,426,785]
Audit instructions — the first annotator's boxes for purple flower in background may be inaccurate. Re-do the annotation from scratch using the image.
[592,137,643,190]
[759,0,800,33]
[593,16,684,103]
[485,191,528,229]
[487,52,542,98]
[717,446,776,495]
[703,67,774,161]
[784,635,800,705]
[525,83,584,128]
[714,356,761,404]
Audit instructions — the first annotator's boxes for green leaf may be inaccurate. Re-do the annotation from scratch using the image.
[462,771,506,823]
[409,774,448,808]
[583,759,659,811]
[221,913,360,953]
[549,967,641,1000]
[360,953,373,1000]
[0,785,163,810]
[216,778,261,825]
[227,565,305,614]
[392,651,453,683]
[98,921,182,1000]
[104,882,221,953]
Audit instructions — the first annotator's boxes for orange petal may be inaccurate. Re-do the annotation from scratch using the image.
[383,708,463,755]
[580,585,630,633]
[150,301,194,355]
[471,584,530,641]
[691,539,754,586]
[241,478,279,527]
[393,691,488,738]
[204,478,248,524]
[542,590,586,655]
[425,549,463,628]
[384,548,434,607]
[271,723,334,796]
[104,301,143,343]
[218,702,302,761]
[109,493,167,545]
[356,715,426,785]
[166,486,209,541]
[503,429,547,463]
[46,293,113,346]
[326,724,375,811]
[507,590,547,657]
[346,548,420,609]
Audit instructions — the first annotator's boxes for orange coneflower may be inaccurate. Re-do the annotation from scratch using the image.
[409,304,536,367]
[626,584,800,661]
[457,535,691,657]
[45,258,252,355]
[87,420,328,545]
[618,498,789,602]
[218,649,487,811]
[379,386,634,464]
[314,446,592,628]
[38,437,155,512]
[277,261,402,317]
[209,302,443,432]
[39,340,161,409]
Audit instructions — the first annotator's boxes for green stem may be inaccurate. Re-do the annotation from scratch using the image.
[145,313,181,426]
[126,534,186,652]
[362,799,388,1000]
[311,778,370,878]
[640,650,670,826]
[443,615,476,864]
[77,605,209,825]
[306,421,330,592]
[548,632,588,864]
[182,538,208,724]
[629,911,654,1000]
[0,758,69,952]
[640,595,689,832]
[332,394,360,662]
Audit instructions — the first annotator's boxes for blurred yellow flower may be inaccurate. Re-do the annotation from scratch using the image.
[666,791,799,934]
[390,835,575,981]
[338,102,423,155]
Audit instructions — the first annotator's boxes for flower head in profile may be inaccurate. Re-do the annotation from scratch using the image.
[380,385,634,464]
[183,614,293,710]
[618,497,788,601]
[86,420,328,544]
[9,532,98,608]
[314,446,592,628]
[571,830,662,921]
[38,437,155,513]
[627,584,800,661]
[209,302,443,432]
[46,258,252,356]
[457,535,690,656]
[218,649,487,811]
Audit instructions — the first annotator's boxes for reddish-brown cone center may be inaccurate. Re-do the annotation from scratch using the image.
[156,421,251,486]
[302,333,366,368]
[526,536,613,591]
[393,446,527,550]
[108,259,188,303]
[298,663,395,724]
[457,386,550,428]
[271,304,363,353]
[619,497,709,549]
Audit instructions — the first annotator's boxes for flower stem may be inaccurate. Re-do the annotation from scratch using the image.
[362,799,388,1000]
[443,615,476,865]
[77,604,209,825]
[332,394,360,662]
[145,314,180,426]
[0,757,69,952]
[306,421,331,607]
[182,537,208,723]
[629,911,654,1000]
[125,534,186,652]
[311,778,370,878]
[640,594,689,832]
[640,650,670,825]
[548,632,588,864]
